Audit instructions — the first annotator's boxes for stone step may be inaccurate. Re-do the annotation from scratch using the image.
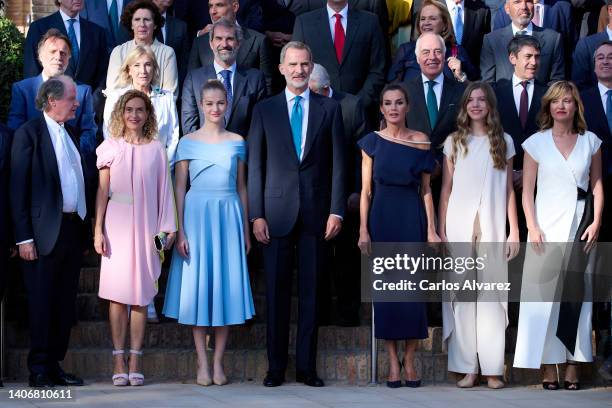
[4,347,607,386]
[4,322,444,353]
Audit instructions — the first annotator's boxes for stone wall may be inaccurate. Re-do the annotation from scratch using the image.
[5,0,56,33]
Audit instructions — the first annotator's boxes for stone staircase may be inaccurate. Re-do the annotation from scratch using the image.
[2,255,609,386]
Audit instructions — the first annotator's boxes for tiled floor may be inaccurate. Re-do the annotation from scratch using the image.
[0,382,611,408]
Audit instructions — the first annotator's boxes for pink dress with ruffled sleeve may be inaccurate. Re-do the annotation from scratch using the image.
[96,138,176,306]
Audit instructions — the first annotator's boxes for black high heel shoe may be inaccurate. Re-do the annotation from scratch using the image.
[564,362,580,390]
[386,360,402,388]
[402,358,422,388]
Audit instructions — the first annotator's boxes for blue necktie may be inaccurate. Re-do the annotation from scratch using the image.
[220,70,233,122]
[67,19,79,68]
[426,80,438,128]
[109,0,119,42]
[454,5,463,45]
[290,95,303,160]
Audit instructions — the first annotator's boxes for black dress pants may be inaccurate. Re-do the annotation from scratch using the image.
[263,218,327,375]
[21,216,83,376]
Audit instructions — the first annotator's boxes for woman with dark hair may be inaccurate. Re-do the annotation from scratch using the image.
[163,80,254,386]
[514,81,603,390]
[358,84,440,388]
[105,0,178,97]
[438,82,519,389]
[387,0,477,83]
[94,90,177,386]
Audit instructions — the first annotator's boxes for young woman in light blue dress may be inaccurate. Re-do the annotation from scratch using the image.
[163,80,254,386]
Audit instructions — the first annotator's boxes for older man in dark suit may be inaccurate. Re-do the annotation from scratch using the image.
[292,0,386,120]
[493,35,546,239]
[480,0,564,84]
[573,0,611,89]
[182,19,267,135]
[25,0,108,90]
[248,41,345,388]
[188,0,273,93]
[309,63,366,327]
[403,33,465,155]
[11,76,89,388]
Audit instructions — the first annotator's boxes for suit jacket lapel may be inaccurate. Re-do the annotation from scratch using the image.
[435,78,454,132]
[76,22,92,75]
[230,69,247,117]
[302,94,325,162]
[238,29,255,65]
[318,9,339,69]
[341,10,360,67]
[39,119,61,191]
[274,93,300,164]
[410,77,432,134]
[463,5,475,41]
[527,84,544,124]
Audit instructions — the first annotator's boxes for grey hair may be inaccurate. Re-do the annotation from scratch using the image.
[310,63,331,90]
[280,41,312,64]
[35,75,74,111]
[209,17,243,43]
[414,33,446,58]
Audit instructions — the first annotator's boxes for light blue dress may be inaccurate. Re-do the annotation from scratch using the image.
[163,138,255,326]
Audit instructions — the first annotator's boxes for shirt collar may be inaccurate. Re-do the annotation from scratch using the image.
[285,87,310,103]
[512,73,533,87]
[511,22,533,36]
[213,61,237,75]
[327,4,348,21]
[43,111,64,133]
[328,87,334,98]
[59,8,80,23]
[421,72,444,85]
[446,0,464,10]
[598,81,612,97]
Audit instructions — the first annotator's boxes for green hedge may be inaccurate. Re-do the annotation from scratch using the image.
[0,16,24,123]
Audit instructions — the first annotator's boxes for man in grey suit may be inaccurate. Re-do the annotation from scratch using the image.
[188,0,273,93]
[292,0,386,120]
[80,0,133,52]
[182,19,267,136]
[480,0,564,85]
[309,63,366,326]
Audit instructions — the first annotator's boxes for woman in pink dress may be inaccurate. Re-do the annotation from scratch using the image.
[94,90,176,386]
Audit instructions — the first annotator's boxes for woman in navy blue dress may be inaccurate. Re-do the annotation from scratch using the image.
[358,84,440,388]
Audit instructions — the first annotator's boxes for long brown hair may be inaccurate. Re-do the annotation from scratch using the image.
[449,82,507,169]
[108,90,158,140]
[537,81,587,134]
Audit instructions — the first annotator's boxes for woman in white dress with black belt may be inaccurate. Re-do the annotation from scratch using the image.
[438,82,520,389]
[514,81,604,390]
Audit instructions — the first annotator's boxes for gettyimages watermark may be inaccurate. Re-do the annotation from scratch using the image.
[361,242,612,302]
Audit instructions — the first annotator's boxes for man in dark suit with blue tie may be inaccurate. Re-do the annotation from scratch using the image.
[572,0,611,88]
[9,29,97,187]
[80,0,133,51]
[480,0,564,84]
[182,19,267,135]
[24,0,108,90]
[248,41,345,388]
[11,76,89,388]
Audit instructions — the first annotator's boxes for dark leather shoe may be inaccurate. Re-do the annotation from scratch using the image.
[50,372,84,386]
[263,372,284,387]
[29,374,55,388]
[296,371,325,387]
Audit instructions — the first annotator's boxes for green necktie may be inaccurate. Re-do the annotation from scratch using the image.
[426,80,438,128]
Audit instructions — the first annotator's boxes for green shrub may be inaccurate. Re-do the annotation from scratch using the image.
[0,17,24,123]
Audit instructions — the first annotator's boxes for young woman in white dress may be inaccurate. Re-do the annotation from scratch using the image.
[438,82,520,389]
[513,81,604,390]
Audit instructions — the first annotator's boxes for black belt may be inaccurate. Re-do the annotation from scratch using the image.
[62,212,80,221]
[577,187,588,200]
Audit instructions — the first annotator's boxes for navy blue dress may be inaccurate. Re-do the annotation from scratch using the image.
[358,132,432,340]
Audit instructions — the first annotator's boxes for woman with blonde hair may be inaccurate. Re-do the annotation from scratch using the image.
[514,81,603,390]
[103,45,179,169]
[438,82,519,389]
[94,90,177,386]
[387,0,477,82]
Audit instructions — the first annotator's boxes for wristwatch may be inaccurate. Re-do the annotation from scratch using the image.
[457,72,467,83]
